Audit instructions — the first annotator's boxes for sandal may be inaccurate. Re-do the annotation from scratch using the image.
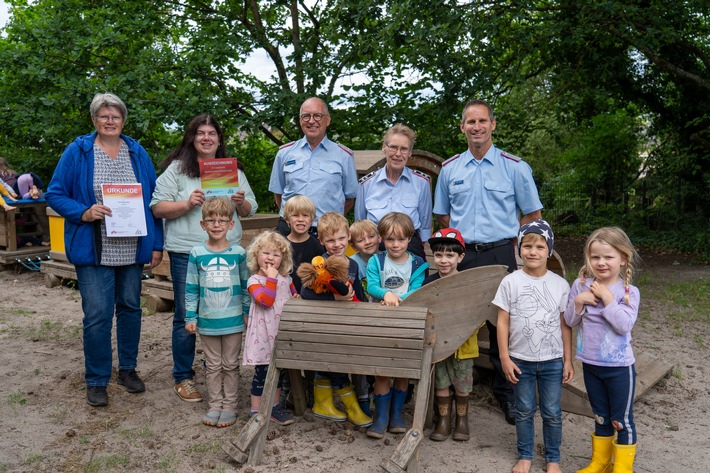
[217,410,237,428]
[202,409,221,427]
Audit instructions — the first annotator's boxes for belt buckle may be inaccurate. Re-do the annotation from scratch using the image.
[474,243,485,252]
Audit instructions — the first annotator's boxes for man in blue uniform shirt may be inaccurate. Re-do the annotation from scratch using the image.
[433,99,543,425]
[269,97,358,236]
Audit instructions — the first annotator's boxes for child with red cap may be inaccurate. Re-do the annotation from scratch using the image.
[425,228,481,442]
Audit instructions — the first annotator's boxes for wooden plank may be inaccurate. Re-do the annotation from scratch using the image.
[0,247,50,265]
[142,279,175,301]
[247,356,280,465]
[240,213,280,231]
[283,299,428,320]
[278,321,424,339]
[562,350,673,418]
[275,350,423,370]
[288,369,307,416]
[274,359,422,379]
[277,331,424,350]
[39,260,77,279]
[383,429,423,472]
[151,250,171,280]
[3,208,17,251]
[561,386,593,417]
[402,265,508,363]
[278,312,426,329]
[222,413,267,463]
[281,341,424,360]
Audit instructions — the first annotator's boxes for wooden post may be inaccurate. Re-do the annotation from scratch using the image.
[247,354,280,465]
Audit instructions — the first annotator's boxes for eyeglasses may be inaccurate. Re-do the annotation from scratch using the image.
[196,131,218,138]
[95,115,123,123]
[385,144,411,154]
[299,113,327,122]
[203,218,231,226]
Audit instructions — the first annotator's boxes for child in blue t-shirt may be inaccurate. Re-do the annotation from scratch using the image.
[366,212,428,439]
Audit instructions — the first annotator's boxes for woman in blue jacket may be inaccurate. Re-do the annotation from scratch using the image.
[46,93,163,407]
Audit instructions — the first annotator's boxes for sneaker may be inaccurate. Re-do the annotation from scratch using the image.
[175,378,202,402]
[270,403,295,426]
[117,369,146,393]
[86,386,108,407]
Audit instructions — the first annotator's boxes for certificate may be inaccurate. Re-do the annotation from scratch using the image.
[101,183,147,237]
[199,158,239,197]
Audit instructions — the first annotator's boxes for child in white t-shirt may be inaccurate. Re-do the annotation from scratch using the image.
[492,219,573,473]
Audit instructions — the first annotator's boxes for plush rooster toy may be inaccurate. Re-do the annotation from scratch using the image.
[297,255,360,302]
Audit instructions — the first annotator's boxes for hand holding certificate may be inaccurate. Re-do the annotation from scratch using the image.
[199,158,239,197]
[101,183,147,237]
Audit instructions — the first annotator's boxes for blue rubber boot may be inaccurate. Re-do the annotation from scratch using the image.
[388,388,407,433]
[359,397,372,417]
[366,391,391,439]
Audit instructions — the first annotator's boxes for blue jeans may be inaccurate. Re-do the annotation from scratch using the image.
[583,363,637,444]
[512,357,563,463]
[170,252,196,383]
[76,264,143,387]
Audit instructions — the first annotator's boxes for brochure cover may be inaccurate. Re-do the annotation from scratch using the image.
[199,158,239,197]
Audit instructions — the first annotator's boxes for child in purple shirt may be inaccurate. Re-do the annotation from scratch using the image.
[564,227,640,473]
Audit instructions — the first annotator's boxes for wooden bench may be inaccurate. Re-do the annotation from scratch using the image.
[0,200,50,269]
[223,265,509,472]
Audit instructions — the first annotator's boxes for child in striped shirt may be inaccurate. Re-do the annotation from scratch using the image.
[185,197,250,428]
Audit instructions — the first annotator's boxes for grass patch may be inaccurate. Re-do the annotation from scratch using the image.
[154,453,178,471]
[118,427,154,441]
[186,440,223,454]
[24,319,81,341]
[636,276,710,327]
[49,406,69,424]
[7,391,27,407]
[694,334,706,349]
[24,453,43,467]
[85,454,130,472]
[672,367,684,380]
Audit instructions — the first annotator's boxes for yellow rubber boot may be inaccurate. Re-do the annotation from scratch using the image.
[576,434,614,473]
[336,384,373,427]
[312,379,346,422]
[611,442,636,473]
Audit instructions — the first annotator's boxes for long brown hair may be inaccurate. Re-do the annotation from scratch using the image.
[159,114,242,178]
[0,157,17,180]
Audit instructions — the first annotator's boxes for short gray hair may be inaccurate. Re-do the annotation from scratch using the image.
[382,123,417,149]
[90,93,128,121]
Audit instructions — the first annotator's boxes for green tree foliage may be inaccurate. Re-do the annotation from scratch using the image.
[0,0,707,255]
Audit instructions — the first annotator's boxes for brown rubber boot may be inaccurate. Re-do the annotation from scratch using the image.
[430,395,452,441]
[452,394,470,441]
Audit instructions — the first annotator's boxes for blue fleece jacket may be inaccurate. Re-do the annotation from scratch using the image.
[45,132,164,266]
[366,251,428,301]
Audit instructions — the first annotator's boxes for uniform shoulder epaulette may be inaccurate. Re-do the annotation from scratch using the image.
[442,154,461,166]
[411,169,430,181]
[359,170,377,184]
[500,151,521,162]
[279,141,295,150]
[337,143,354,155]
